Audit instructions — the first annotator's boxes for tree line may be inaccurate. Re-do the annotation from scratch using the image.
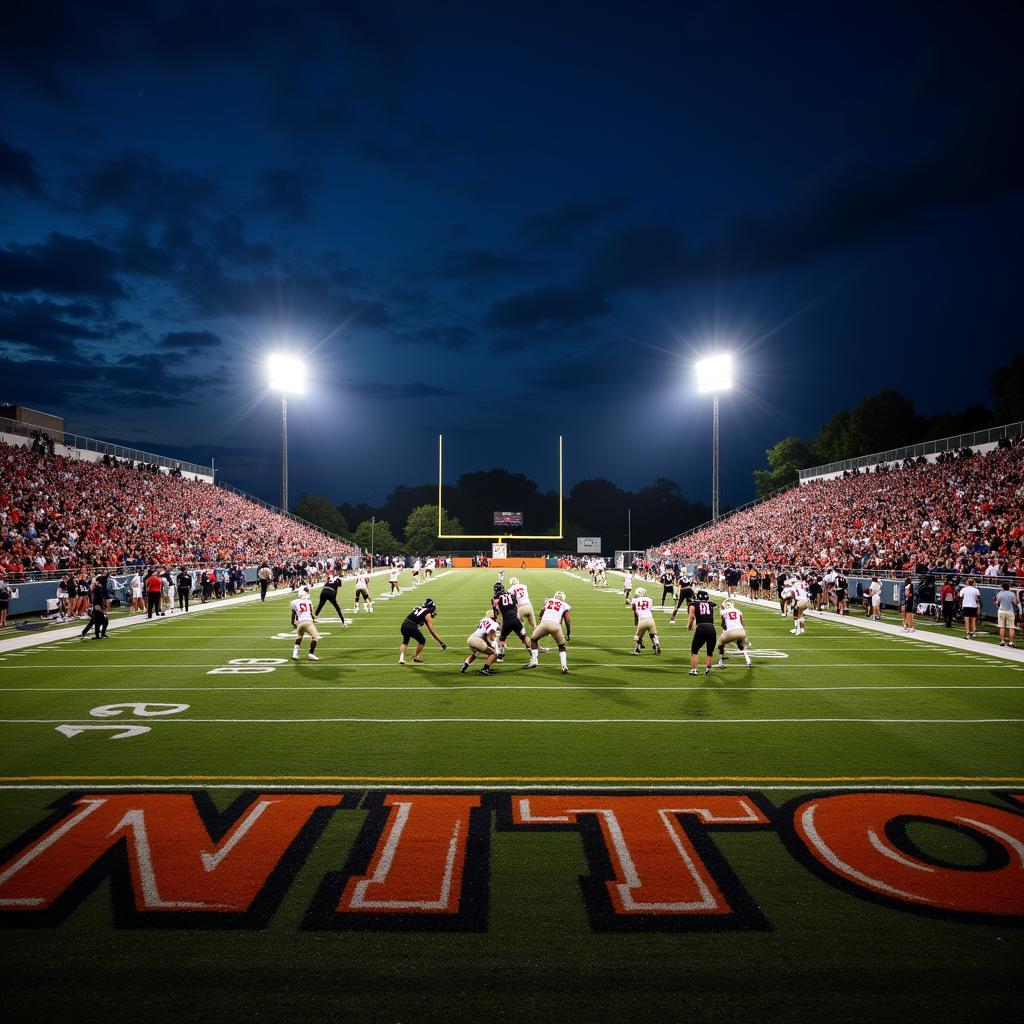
[291,472,711,554]
[752,355,1024,497]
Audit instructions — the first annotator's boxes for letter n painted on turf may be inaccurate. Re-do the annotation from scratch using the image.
[511,795,770,930]
[787,792,1024,920]
[0,793,342,924]
[337,794,480,916]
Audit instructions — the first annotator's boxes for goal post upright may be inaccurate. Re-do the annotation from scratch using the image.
[436,433,564,542]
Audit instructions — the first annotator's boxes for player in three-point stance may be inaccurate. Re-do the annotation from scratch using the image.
[492,581,532,662]
[631,587,661,655]
[525,591,571,673]
[687,589,716,676]
[507,577,537,631]
[291,586,320,661]
[398,597,446,665]
[352,570,373,614]
[315,569,348,627]
[716,599,752,667]
[461,614,501,676]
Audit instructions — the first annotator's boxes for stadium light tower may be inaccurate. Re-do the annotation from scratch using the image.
[695,353,733,522]
[267,353,306,512]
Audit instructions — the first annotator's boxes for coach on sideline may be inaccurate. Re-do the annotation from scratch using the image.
[145,568,164,618]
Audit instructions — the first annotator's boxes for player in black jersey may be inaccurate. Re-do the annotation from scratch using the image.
[668,578,695,625]
[659,569,675,607]
[835,573,849,615]
[398,598,446,665]
[315,572,348,627]
[687,589,717,676]
[491,582,531,663]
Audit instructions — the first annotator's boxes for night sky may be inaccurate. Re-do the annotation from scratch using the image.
[1,2,1022,517]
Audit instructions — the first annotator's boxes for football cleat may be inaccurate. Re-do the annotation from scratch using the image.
[308,653,319,661]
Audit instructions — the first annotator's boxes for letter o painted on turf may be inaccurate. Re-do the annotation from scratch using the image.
[791,793,1024,917]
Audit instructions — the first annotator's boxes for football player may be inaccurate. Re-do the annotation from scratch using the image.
[622,568,634,605]
[398,598,446,664]
[790,575,810,635]
[668,575,695,625]
[631,587,661,655]
[491,582,531,662]
[352,570,373,614]
[315,570,348,626]
[525,590,571,673]
[507,577,537,632]
[290,586,320,661]
[411,558,422,586]
[717,599,752,667]
[687,589,717,676]
[388,564,402,595]
[462,614,501,675]
[425,557,435,579]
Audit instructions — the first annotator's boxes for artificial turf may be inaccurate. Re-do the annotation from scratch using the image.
[0,568,1021,1023]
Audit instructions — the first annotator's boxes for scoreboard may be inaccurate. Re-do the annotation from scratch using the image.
[493,511,523,528]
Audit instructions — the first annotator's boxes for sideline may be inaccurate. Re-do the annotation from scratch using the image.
[0,567,399,656]
[605,570,1024,664]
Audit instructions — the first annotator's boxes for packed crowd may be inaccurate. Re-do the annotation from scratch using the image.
[0,440,354,577]
[660,436,1024,577]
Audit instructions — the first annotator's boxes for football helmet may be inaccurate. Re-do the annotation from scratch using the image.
[553,591,566,602]
[509,577,519,586]
[695,589,709,601]
[635,587,647,598]
[493,581,505,596]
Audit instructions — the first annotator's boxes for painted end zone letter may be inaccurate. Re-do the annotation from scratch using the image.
[510,794,771,931]
[786,792,1024,921]
[305,793,488,931]
[0,792,342,926]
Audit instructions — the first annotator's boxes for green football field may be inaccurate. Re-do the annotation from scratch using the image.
[1,567,1021,1023]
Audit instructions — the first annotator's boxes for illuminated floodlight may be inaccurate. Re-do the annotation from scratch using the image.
[267,353,307,395]
[695,353,733,394]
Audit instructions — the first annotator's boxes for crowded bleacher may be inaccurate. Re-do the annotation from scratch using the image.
[0,440,354,577]
[660,436,1024,577]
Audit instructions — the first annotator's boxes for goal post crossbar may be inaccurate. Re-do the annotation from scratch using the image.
[437,434,563,540]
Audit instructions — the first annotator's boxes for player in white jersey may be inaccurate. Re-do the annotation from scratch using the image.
[412,558,422,585]
[867,576,882,621]
[461,616,500,676]
[290,586,320,660]
[790,577,810,635]
[388,565,401,595]
[507,578,536,631]
[596,560,607,588]
[352,571,373,613]
[425,557,435,579]
[525,591,571,673]
[717,600,752,666]
[622,570,634,604]
[631,588,661,655]
[780,578,794,617]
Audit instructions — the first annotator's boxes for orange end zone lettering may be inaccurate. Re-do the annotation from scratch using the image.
[304,793,488,932]
[0,792,343,927]
[505,794,772,931]
[783,792,1024,921]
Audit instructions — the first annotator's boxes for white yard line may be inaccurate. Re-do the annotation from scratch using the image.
[3,716,1021,725]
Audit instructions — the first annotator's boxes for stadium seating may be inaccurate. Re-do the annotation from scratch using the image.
[659,437,1024,575]
[0,441,352,575]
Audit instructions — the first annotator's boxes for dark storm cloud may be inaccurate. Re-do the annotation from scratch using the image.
[429,248,533,281]
[250,169,315,223]
[402,324,476,351]
[0,139,43,196]
[487,88,1024,330]
[519,197,627,246]
[0,297,103,355]
[484,283,610,330]
[0,233,126,299]
[72,150,217,225]
[160,329,222,352]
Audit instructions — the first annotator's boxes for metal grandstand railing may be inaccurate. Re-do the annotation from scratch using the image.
[0,416,212,477]
[798,421,1024,481]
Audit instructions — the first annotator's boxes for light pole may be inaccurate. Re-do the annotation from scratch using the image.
[370,515,376,568]
[695,354,733,523]
[267,354,306,512]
